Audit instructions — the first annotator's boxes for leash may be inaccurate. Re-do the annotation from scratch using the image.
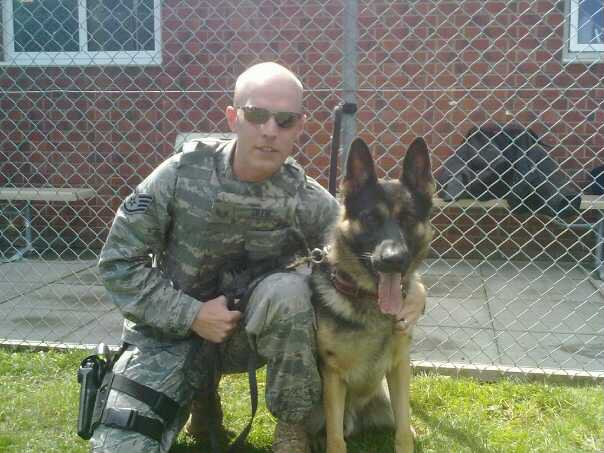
[205,266,295,453]
[204,343,222,453]
[222,311,259,453]
[225,246,327,451]
[203,230,329,452]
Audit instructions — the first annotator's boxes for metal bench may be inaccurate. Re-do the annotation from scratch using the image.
[0,187,96,263]
[434,194,604,279]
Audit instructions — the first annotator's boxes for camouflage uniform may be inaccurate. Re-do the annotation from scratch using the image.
[91,138,339,452]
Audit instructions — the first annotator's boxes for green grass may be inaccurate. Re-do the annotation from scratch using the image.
[0,349,602,452]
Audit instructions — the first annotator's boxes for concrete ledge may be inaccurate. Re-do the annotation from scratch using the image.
[1,341,601,384]
[0,187,96,202]
[0,339,101,352]
[580,194,604,210]
[433,194,604,211]
[412,360,604,384]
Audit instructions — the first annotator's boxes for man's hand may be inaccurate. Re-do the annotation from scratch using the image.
[191,296,242,343]
[396,280,426,334]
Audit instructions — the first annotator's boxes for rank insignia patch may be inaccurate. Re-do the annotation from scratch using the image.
[123,193,153,214]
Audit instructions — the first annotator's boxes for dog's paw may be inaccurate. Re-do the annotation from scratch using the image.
[325,437,347,453]
[394,425,415,453]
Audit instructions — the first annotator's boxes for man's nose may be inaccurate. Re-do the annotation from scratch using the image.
[260,116,279,137]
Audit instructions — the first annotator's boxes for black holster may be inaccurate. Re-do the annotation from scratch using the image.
[77,353,109,439]
[77,343,179,444]
[77,344,126,440]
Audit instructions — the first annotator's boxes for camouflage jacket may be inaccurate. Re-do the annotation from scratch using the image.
[98,138,340,344]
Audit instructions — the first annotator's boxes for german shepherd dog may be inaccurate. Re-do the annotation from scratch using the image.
[308,137,434,453]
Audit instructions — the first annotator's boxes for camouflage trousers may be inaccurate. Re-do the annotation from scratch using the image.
[90,271,321,452]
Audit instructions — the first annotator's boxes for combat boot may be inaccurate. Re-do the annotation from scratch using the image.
[272,420,310,453]
[184,391,223,442]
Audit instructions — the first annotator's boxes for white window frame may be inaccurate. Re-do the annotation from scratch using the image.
[1,0,162,66]
[565,0,604,62]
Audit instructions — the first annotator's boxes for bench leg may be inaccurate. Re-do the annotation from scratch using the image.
[2,203,34,263]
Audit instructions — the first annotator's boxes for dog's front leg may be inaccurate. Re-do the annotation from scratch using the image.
[386,335,414,453]
[323,367,347,453]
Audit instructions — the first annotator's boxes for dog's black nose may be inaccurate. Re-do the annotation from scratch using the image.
[374,241,408,272]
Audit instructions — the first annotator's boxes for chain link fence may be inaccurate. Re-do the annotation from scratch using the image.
[0,0,602,380]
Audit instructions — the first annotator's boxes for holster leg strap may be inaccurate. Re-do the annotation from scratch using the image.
[95,372,180,443]
[111,374,179,424]
[101,408,164,443]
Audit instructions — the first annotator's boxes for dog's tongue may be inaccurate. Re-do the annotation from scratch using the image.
[378,273,402,316]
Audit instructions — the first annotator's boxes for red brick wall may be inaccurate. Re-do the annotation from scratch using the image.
[0,0,602,258]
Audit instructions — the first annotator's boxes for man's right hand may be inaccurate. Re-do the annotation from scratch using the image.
[191,296,242,343]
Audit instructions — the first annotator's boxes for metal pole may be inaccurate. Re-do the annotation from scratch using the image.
[328,105,343,196]
[341,0,358,165]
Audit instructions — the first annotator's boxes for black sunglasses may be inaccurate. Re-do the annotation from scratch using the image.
[237,106,302,129]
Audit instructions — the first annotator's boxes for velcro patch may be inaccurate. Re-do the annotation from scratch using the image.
[123,193,153,214]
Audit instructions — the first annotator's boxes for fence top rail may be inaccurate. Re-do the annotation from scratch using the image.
[0,187,96,202]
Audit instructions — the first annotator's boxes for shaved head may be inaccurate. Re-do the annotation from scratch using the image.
[227,62,306,182]
[233,62,304,111]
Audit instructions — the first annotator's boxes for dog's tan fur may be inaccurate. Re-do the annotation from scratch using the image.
[309,137,434,453]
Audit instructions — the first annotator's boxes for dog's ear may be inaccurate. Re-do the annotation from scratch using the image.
[343,138,377,192]
[402,137,435,195]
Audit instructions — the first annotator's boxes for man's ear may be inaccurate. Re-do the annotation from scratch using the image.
[226,106,238,132]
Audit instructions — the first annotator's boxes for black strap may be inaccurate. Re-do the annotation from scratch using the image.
[201,272,270,452]
[101,408,164,443]
[206,344,222,453]
[225,275,266,452]
[111,374,179,424]
[227,348,258,452]
[205,269,290,452]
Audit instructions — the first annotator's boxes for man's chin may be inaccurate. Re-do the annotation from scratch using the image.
[252,151,286,168]
[243,161,283,182]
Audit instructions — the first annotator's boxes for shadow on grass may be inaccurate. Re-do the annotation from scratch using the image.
[172,443,270,453]
[171,428,394,453]
[171,428,271,453]
[344,427,394,452]
[170,402,498,453]
[412,404,495,453]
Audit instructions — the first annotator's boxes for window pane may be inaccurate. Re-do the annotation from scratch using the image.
[13,0,79,52]
[578,0,604,44]
[87,0,155,52]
